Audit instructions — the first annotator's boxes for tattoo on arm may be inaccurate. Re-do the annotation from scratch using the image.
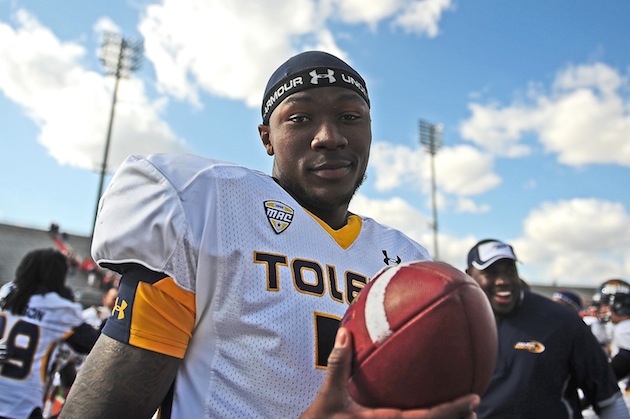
[60,334,181,419]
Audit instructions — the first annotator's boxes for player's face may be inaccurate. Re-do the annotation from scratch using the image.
[259,87,371,228]
[467,259,521,316]
[598,303,612,322]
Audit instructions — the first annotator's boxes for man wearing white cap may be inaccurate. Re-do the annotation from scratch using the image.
[466,239,628,418]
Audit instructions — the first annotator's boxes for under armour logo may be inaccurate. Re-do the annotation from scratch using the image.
[310,69,336,85]
[111,297,128,320]
[382,250,401,266]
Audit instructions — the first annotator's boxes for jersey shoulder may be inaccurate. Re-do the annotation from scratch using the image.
[29,292,84,320]
[92,153,266,286]
[142,153,251,188]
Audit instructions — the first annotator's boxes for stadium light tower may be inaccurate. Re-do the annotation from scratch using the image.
[92,32,143,239]
[419,119,443,260]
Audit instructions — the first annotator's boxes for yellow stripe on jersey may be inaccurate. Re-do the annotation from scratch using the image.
[40,330,75,383]
[129,277,195,359]
[40,342,56,384]
[305,210,362,250]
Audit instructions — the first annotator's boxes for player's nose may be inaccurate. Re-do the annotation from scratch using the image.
[312,119,347,150]
[493,275,510,287]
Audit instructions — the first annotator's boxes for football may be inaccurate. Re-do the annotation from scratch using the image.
[341,260,497,409]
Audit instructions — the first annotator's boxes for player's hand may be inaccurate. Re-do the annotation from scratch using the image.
[300,327,480,419]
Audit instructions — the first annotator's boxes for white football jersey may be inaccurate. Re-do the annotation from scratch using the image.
[92,153,431,418]
[0,283,86,418]
[611,318,630,357]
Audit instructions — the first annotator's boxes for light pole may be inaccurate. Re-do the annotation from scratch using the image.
[419,119,443,260]
[92,32,142,239]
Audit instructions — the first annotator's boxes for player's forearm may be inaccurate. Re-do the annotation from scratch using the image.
[60,334,181,419]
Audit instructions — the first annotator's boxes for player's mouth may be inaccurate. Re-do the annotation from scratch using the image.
[311,161,352,180]
[492,288,514,306]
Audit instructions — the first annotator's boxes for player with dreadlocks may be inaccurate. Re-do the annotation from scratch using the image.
[0,248,99,419]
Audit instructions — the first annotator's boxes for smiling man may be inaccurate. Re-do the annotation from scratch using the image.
[466,239,628,419]
[60,51,480,419]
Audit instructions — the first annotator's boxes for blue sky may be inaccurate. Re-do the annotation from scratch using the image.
[1,0,629,287]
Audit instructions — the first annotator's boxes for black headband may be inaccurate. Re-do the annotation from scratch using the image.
[261,51,370,125]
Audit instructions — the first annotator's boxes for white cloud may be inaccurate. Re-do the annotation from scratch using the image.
[545,254,621,286]
[460,62,630,167]
[139,0,330,107]
[93,16,121,35]
[523,199,630,253]
[347,194,483,269]
[455,197,490,214]
[368,142,424,191]
[393,0,455,37]
[424,198,630,287]
[333,0,454,37]
[435,145,501,196]
[515,198,630,285]
[137,0,454,109]
[433,234,479,269]
[0,10,186,171]
[368,142,501,228]
[349,193,433,243]
[368,142,501,204]
[459,103,536,157]
[553,62,623,95]
[334,0,401,28]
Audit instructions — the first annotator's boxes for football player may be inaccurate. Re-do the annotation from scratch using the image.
[0,249,99,419]
[60,51,479,418]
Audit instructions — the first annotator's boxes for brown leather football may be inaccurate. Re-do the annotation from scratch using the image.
[341,260,497,409]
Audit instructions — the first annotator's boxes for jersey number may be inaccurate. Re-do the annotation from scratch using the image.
[314,313,341,369]
[0,314,41,380]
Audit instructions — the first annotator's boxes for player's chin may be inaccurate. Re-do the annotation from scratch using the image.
[490,298,517,315]
[323,187,357,208]
[310,179,358,203]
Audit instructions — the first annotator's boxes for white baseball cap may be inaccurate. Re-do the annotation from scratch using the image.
[467,240,517,270]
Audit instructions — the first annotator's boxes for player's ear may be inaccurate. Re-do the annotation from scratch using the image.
[258,124,274,156]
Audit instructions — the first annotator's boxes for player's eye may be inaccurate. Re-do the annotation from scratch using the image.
[340,114,360,121]
[288,114,310,123]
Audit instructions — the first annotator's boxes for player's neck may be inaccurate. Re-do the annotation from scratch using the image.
[271,176,350,230]
[308,207,350,230]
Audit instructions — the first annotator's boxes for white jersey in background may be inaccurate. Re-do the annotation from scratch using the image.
[0,283,86,418]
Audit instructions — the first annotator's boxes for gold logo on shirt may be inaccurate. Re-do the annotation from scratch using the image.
[264,200,294,234]
[111,297,128,320]
[514,340,545,353]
